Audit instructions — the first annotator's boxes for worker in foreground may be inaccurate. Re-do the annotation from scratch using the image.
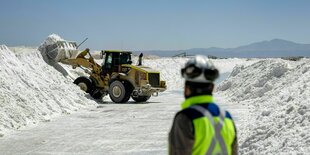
[169,55,238,155]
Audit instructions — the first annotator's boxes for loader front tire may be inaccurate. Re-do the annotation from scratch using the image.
[74,76,93,93]
[109,80,132,103]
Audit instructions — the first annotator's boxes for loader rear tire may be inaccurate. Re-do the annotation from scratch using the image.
[109,80,132,103]
[74,76,93,93]
[132,95,151,102]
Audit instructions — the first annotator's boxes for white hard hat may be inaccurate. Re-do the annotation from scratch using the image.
[181,55,219,83]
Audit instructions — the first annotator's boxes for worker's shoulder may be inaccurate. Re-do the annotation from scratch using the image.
[178,103,233,121]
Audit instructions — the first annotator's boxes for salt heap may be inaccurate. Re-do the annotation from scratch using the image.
[217,59,310,154]
[0,45,96,136]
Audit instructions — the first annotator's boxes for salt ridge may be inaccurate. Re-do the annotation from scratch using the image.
[217,59,310,154]
[0,45,96,136]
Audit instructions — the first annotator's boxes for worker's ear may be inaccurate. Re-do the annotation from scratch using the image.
[208,83,214,92]
[184,85,191,98]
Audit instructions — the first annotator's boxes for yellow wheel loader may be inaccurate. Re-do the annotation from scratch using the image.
[42,41,166,103]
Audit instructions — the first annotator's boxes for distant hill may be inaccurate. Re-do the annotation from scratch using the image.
[136,39,310,58]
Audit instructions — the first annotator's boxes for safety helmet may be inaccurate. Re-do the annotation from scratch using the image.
[181,55,219,83]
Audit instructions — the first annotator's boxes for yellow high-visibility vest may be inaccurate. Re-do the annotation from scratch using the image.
[181,95,236,155]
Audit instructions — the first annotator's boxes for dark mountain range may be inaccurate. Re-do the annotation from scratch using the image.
[137,39,310,58]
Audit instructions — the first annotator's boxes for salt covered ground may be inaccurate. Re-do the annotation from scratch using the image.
[0,40,309,154]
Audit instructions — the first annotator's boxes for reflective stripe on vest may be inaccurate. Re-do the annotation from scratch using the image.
[190,105,228,155]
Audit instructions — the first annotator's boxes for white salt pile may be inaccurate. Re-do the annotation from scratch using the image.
[0,45,96,136]
[217,59,310,154]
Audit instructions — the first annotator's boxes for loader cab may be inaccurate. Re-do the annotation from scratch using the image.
[102,50,132,75]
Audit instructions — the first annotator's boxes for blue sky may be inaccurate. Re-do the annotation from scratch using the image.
[0,0,310,50]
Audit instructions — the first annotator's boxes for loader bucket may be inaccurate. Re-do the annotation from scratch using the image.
[44,41,79,62]
[38,35,78,80]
